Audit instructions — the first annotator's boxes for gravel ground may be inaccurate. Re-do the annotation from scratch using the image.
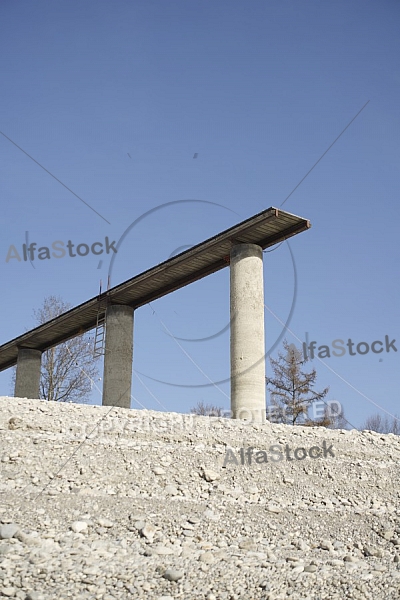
[1,396,400,600]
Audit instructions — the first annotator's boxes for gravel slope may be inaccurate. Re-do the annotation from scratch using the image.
[0,396,400,600]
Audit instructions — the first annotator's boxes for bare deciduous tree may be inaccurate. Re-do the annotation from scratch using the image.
[190,401,225,417]
[266,340,330,426]
[361,413,400,435]
[12,296,99,403]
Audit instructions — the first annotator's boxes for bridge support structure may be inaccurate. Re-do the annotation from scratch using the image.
[14,348,42,400]
[230,243,266,423]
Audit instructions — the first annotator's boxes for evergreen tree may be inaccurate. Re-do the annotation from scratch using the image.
[266,340,329,425]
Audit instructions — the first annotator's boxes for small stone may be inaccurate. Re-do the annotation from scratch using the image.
[390,570,400,579]
[163,569,184,582]
[70,521,88,533]
[203,509,219,521]
[364,544,382,557]
[0,588,16,597]
[8,417,23,430]
[141,523,156,541]
[319,539,333,551]
[97,518,113,528]
[153,545,175,555]
[259,581,270,590]
[330,559,344,566]
[182,529,194,537]
[292,565,305,574]
[239,539,257,551]
[283,477,294,485]
[373,565,386,572]
[304,565,317,573]
[266,505,281,514]
[153,467,165,475]
[0,524,20,539]
[344,555,359,563]
[199,551,215,564]
[297,540,310,552]
[15,531,38,546]
[201,469,220,482]
[382,529,395,540]
[165,485,179,496]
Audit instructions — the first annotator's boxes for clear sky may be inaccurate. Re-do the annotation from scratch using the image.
[1,0,399,430]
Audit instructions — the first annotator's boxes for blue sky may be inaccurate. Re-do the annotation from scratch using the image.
[1,0,399,429]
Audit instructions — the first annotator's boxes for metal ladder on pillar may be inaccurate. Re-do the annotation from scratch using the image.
[93,311,106,357]
[93,279,109,358]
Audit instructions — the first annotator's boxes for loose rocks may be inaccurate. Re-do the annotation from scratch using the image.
[0,395,399,599]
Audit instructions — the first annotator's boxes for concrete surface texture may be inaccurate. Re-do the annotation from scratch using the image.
[14,350,42,400]
[102,305,134,409]
[230,244,266,423]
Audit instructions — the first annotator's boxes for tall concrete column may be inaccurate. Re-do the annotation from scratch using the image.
[102,305,134,408]
[230,243,266,423]
[14,348,42,399]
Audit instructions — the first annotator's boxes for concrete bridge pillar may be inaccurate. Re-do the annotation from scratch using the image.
[14,348,42,399]
[102,304,134,408]
[230,243,266,423]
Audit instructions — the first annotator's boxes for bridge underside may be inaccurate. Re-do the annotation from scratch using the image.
[1,206,310,420]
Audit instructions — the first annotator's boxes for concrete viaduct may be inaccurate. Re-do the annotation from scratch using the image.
[0,207,310,422]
